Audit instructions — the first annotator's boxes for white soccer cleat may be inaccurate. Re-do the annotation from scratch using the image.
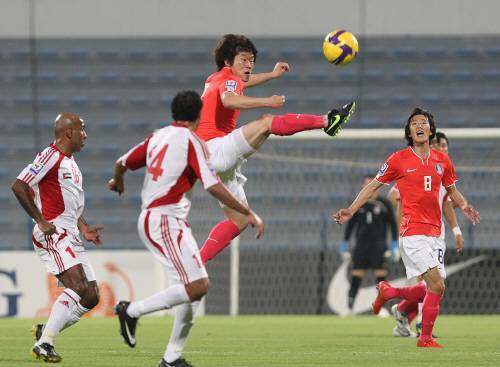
[391,304,417,337]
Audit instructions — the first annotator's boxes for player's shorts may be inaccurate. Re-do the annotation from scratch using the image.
[32,225,96,281]
[206,128,255,206]
[400,235,445,279]
[352,241,387,270]
[138,209,208,285]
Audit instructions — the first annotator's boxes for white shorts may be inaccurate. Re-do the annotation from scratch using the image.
[400,235,446,279]
[138,209,208,285]
[32,225,96,281]
[206,128,255,206]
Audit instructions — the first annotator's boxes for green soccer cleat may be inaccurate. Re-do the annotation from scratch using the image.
[32,342,62,363]
[324,101,356,136]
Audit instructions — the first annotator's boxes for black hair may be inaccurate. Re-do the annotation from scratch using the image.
[171,90,202,122]
[404,107,436,146]
[435,131,449,146]
[213,34,258,70]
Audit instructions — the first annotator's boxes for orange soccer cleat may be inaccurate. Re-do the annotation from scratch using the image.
[372,281,392,314]
[417,338,443,348]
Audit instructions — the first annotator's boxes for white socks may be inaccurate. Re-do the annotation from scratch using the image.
[164,301,200,363]
[127,284,190,318]
[39,289,90,345]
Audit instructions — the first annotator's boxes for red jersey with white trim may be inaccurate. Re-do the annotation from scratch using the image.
[17,143,84,233]
[376,147,457,237]
[118,124,219,219]
[196,67,244,141]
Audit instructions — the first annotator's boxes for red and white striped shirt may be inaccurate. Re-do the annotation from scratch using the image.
[17,143,84,233]
[117,123,219,219]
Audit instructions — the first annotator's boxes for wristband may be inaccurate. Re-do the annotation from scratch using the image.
[452,226,462,236]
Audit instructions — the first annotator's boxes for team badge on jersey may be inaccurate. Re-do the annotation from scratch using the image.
[377,162,388,177]
[29,163,43,175]
[435,163,443,176]
[63,172,73,180]
[225,80,238,92]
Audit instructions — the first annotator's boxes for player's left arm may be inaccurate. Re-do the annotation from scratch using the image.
[334,179,384,224]
[78,216,103,246]
[442,156,480,225]
[442,199,464,252]
[245,62,290,88]
[445,184,480,225]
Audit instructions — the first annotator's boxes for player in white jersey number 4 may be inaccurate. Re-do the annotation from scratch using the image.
[12,113,103,363]
[108,91,264,367]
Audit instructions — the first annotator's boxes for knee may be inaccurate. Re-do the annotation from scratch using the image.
[232,216,248,232]
[70,280,89,299]
[429,281,445,295]
[83,283,100,309]
[185,278,210,301]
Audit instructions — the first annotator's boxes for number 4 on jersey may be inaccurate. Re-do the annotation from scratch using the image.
[147,145,169,181]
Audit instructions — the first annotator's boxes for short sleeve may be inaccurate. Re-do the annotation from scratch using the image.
[17,148,61,187]
[375,153,400,185]
[117,135,151,170]
[442,155,458,188]
[218,78,243,97]
[187,135,219,190]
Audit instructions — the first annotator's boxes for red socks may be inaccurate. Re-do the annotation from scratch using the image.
[199,220,240,264]
[271,114,325,136]
[397,300,419,324]
[420,291,442,340]
[387,281,427,303]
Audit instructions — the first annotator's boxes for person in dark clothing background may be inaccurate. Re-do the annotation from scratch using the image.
[339,175,399,311]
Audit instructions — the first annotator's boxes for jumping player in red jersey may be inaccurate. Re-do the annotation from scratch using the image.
[109,91,264,367]
[197,34,356,263]
[334,108,480,348]
[12,113,103,363]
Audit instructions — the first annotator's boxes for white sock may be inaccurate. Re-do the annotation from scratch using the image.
[39,289,81,345]
[61,302,90,332]
[127,284,190,318]
[164,301,200,363]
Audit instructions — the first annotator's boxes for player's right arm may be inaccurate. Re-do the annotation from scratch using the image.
[11,149,61,235]
[109,135,151,195]
[335,155,399,225]
[334,179,384,224]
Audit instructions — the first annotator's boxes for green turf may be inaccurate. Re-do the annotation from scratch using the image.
[1,315,499,367]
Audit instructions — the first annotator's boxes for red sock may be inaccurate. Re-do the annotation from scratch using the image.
[270,114,325,136]
[420,291,442,340]
[387,281,427,303]
[199,220,240,264]
[397,300,419,324]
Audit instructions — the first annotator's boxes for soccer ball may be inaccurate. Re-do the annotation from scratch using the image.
[322,30,359,65]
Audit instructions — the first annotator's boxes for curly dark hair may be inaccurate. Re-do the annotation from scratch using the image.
[171,90,202,122]
[213,34,258,70]
[404,107,436,146]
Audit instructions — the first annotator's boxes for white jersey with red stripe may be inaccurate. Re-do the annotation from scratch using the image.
[17,143,84,233]
[117,123,219,219]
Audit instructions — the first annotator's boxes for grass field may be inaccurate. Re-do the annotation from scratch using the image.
[1,315,499,367]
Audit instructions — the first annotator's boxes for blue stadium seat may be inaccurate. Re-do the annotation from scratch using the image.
[447,116,467,127]
[126,47,149,60]
[157,71,179,83]
[38,48,59,61]
[98,72,120,83]
[477,93,500,105]
[420,94,442,105]
[480,69,500,81]
[278,47,301,60]
[39,95,58,106]
[364,69,385,81]
[69,95,90,106]
[485,47,500,57]
[448,94,470,105]
[37,71,59,84]
[11,47,30,61]
[13,95,32,106]
[13,71,31,83]
[476,116,497,127]
[305,72,328,82]
[96,49,120,60]
[127,96,149,106]
[127,72,149,83]
[451,69,474,81]
[393,69,415,81]
[364,47,387,58]
[65,48,91,60]
[336,70,358,82]
[420,69,445,81]
[157,47,179,60]
[454,47,478,58]
[423,47,448,58]
[127,121,148,130]
[98,95,120,106]
[393,46,418,58]
[68,71,91,83]
[390,94,412,104]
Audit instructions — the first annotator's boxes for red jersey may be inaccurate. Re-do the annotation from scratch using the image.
[196,67,244,141]
[375,147,457,237]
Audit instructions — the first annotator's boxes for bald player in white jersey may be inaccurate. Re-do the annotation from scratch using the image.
[12,113,103,363]
[109,91,264,367]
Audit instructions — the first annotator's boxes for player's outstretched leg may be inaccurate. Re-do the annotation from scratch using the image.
[115,301,139,348]
[372,281,393,314]
[269,101,356,138]
[32,342,62,363]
